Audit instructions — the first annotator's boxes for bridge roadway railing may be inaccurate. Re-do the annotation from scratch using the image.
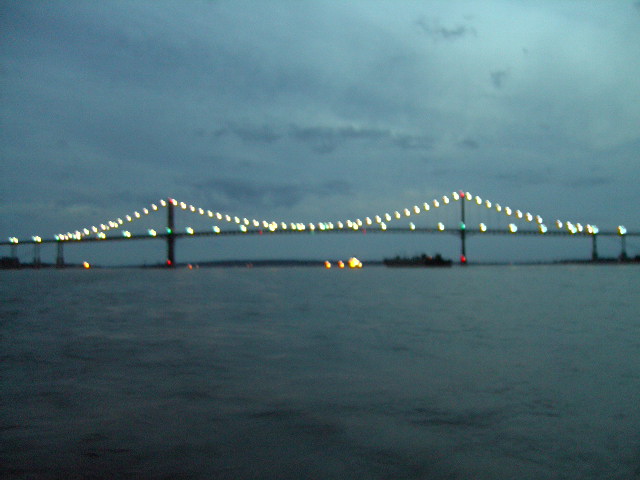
[1,226,639,245]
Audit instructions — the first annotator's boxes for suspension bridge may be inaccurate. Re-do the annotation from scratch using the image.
[2,190,637,267]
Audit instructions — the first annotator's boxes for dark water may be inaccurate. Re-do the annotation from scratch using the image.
[1,265,639,479]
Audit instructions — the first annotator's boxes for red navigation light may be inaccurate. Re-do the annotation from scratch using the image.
[166,259,172,266]
[460,255,467,264]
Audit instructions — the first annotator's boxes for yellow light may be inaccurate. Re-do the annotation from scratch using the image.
[208,210,214,217]
[515,209,523,219]
[213,226,220,233]
[83,261,90,269]
[324,261,332,269]
[404,208,411,216]
[413,205,420,214]
[385,213,391,221]
[485,200,492,208]
[433,200,439,208]
[338,260,345,269]
[216,213,223,220]
[394,211,401,219]
[381,222,387,231]
[475,196,482,205]
[348,257,362,268]
[180,202,187,209]
[443,196,450,204]
[509,223,517,233]
[375,215,381,223]
[186,227,194,234]
[365,217,372,225]
[452,192,460,201]
[160,199,167,207]
[495,204,502,212]
[134,211,141,218]
[152,204,158,210]
[505,207,512,216]
[143,208,149,215]
[199,208,204,215]
[240,225,247,233]
[479,223,487,232]
[437,222,445,231]
[539,224,547,234]
[423,203,430,211]
[409,222,415,230]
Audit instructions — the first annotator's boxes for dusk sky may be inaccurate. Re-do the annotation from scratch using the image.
[1,1,639,264]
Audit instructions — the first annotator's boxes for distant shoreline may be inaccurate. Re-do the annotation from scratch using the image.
[2,257,639,270]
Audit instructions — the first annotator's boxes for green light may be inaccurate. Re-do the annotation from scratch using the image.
[460,222,466,230]
[166,228,172,234]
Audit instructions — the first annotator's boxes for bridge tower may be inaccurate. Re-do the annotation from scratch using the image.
[167,199,175,267]
[459,194,467,264]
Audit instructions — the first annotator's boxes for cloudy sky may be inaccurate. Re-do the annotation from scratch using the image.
[1,1,639,264]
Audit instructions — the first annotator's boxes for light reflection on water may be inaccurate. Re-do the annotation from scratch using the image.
[1,266,639,479]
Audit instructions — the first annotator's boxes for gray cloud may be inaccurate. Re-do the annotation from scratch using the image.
[457,138,480,150]
[562,176,612,189]
[190,177,352,212]
[215,124,283,144]
[415,17,477,40]
[490,70,509,89]
[289,125,391,154]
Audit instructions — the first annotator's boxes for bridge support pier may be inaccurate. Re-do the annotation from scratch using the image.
[166,199,175,267]
[56,242,65,268]
[33,243,41,268]
[459,195,467,264]
[591,235,598,261]
[620,236,627,260]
